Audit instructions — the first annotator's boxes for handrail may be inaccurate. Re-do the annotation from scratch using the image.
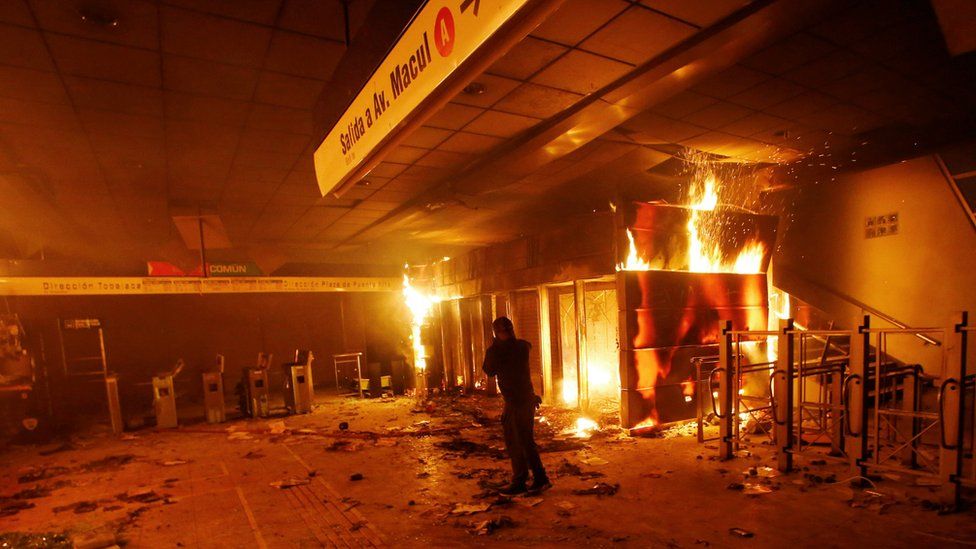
[777,265,941,346]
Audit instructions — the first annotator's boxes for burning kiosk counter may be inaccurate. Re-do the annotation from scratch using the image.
[615,192,778,431]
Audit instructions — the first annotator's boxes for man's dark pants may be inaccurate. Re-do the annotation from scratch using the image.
[501,401,546,485]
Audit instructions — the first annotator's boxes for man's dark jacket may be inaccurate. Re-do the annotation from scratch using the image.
[482,338,535,405]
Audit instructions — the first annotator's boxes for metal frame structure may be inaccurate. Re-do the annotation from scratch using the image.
[57,317,122,434]
[333,352,365,398]
[711,312,972,508]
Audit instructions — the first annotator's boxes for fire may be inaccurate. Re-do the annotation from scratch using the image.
[616,229,651,271]
[403,274,440,371]
[686,174,765,274]
[572,416,599,438]
[630,416,658,431]
[617,171,766,274]
[562,381,577,405]
[681,376,695,403]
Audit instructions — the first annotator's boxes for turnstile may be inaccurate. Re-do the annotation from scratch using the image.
[242,353,271,418]
[284,363,313,414]
[282,351,314,414]
[152,374,178,428]
[202,354,225,424]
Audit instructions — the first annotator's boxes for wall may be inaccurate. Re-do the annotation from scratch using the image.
[774,155,976,374]
[3,291,405,418]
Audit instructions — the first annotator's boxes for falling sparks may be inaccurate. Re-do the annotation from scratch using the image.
[617,161,766,274]
[686,172,765,274]
[403,274,440,372]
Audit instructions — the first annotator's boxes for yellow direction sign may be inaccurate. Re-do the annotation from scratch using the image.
[313,0,531,197]
[0,277,399,296]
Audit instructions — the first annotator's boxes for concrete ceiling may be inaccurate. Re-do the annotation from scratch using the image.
[1,0,973,273]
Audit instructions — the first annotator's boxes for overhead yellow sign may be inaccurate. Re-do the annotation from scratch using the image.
[0,277,399,296]
[313,0,531,197]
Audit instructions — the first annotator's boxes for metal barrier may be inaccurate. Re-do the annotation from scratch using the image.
[717,320,853,469]
[711,312,972,508]
[716,321,781,460]
[852,317,945,484]
[693,352,774,447]
[941,312,969,507]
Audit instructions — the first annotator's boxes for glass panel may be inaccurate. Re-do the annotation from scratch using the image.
[584,288,620,414]
[558,292,579,407]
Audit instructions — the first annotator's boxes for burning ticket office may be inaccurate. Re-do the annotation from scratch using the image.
[413,158,778,432]
[614,171,778,430]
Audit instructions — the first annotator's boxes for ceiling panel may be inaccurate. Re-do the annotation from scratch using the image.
[462,110,541,138]
[424,102,484,130]
[532,49,632,94]
[0,64,68,103]
[160,6,273,67]
[277,0,347,41]
[531,0,629,46]
[0,24,53,71]
[164,91,250,126]
[0,0,33,26]
[67,77,163,116]
[488,37,568,80]
[493,83,582,118]
[246,103,313,135]
[640,0,750,27]
[162,55,259,100]
[437,132,505,154]
[451,73,521,108]
[581,5,695,65]
[253,71,325,108]
[263,30,345,80]
[161,0,283,25]
[400,126,453,149]
[46,34,161,86]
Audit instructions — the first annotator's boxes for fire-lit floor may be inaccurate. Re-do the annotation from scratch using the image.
[3,395,976,548]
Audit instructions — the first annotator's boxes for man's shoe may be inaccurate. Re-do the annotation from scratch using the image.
[527,478,552,495]
[498,483,528,497]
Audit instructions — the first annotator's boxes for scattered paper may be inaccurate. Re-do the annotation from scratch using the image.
[451,502,492,516]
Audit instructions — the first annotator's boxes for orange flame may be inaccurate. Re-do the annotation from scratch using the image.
[686,174,765,274]
[616,229,651,271]
[403,274,440,371]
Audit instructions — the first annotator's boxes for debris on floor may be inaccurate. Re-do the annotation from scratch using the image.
[117,488,166,504]
[435,437,505,459]
[0,500,35,517]
[270,478,311,489]
[572,482,619,497]
[729,527,755,538]
[468,515,516,535]
[0,531,71,548]
[450,502,492,516]
[70,531,118,549]
[518,497,544,508]
[53,500,99,514]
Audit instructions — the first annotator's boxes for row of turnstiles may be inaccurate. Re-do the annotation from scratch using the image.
[152,350,315,428]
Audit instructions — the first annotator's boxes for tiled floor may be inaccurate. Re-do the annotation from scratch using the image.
[3,393,976,548]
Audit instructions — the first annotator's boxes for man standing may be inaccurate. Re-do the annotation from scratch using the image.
[482,316,551,496]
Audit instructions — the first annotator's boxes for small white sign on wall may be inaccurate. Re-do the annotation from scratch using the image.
[865,212,899,239]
